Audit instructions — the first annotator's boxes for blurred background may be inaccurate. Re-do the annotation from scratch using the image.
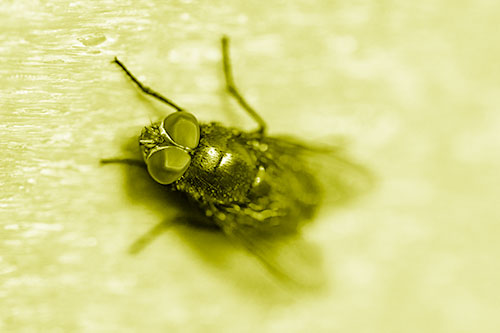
[1,0,499,332]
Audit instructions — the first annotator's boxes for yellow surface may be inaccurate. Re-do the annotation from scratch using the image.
[1,1,499,332]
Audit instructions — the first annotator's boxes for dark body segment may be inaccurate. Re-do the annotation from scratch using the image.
[178,123,257,204]
[167,123,323,235]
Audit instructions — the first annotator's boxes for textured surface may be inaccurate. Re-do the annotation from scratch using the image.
[1,1,500,332]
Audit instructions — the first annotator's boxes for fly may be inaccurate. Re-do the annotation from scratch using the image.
[102,36,371,286]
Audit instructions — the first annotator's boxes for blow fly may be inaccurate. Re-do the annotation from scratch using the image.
[102,37,371,286]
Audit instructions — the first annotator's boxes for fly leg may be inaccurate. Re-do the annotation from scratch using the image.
[128,215,217,254]
[113,57,185,112]
[100,158,146,168]
[221,36,267,135]
[128,220,170,254]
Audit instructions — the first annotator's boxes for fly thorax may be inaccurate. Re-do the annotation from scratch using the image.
[185,143,258,203]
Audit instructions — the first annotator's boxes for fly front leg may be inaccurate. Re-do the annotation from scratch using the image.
[100,158,146,168]
[113,57,185,112]
[221,36,267,135]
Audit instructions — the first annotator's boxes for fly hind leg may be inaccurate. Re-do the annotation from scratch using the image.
[221,36,267,135]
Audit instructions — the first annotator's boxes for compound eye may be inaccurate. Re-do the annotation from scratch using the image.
[163,112,200,149]
[146,146,191,185]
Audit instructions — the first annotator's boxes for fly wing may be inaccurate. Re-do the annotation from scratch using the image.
[211,206,326,288]
[261,135,374,207]
[209,134,373,286]
[205,145,326,287]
